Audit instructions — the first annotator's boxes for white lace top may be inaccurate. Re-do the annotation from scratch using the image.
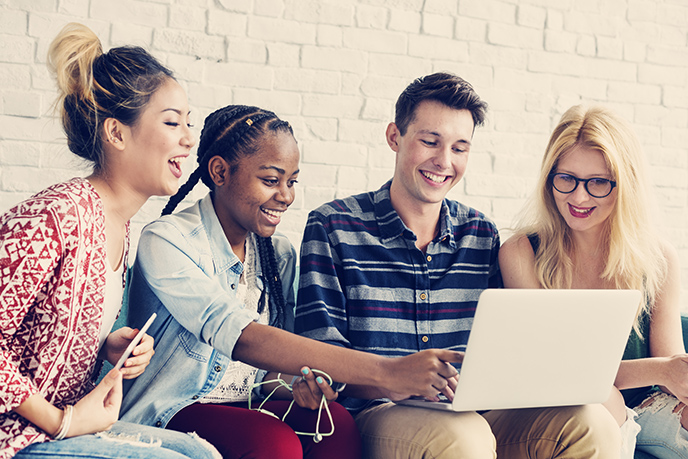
[200,235,269,403]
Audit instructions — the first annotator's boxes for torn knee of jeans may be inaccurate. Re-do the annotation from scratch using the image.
[636,392,682,415]
[186,432,222,459]
[94,431,162,448]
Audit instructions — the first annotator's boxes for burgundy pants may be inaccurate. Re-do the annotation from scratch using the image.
[167,400,361,459]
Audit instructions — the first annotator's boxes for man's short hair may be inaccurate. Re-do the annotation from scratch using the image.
[394,72,488,135]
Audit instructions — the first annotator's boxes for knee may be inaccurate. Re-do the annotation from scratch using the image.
[562,404,621,452]
[424,412,496,458]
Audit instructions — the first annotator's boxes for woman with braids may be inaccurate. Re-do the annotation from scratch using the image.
[0,23,218,459]
[120,104,465,458]
[498,105,684,458]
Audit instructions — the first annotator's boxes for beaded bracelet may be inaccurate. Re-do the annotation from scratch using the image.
[54,405,73,441]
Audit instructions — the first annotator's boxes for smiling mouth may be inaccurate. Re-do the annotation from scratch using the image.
[568,203,594,216]
[261,207,285,219]
[421,170,449,184]
[169,156,188,178]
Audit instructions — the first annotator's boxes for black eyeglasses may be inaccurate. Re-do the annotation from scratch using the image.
[548,173,617,198]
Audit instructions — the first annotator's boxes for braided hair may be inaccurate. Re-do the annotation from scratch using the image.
[163,105,294,328]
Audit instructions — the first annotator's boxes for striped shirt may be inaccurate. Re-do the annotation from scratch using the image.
[295,181,501,409]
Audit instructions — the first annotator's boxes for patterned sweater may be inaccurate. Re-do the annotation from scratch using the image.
[0,178,122,458]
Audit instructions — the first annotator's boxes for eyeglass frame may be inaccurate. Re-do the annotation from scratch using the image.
[548,172,617,198]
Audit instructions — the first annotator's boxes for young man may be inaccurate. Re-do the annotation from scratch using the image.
[295,72,621,458]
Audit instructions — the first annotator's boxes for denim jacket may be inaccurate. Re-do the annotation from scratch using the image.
[119,194,296,428]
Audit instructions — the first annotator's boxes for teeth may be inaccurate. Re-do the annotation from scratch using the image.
[169,156,187,164]
[261,208,284,218]
[421,171,447,183]
[571,206,591,214]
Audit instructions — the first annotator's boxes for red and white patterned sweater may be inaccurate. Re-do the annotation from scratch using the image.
[0,178,126,458]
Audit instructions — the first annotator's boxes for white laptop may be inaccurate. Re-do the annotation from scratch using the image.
[398,288,641,412]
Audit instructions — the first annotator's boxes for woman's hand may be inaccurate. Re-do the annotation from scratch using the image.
[291,367,338,410]
[659,354,688,404]
[102,327,154,378]
[68,369,122,437]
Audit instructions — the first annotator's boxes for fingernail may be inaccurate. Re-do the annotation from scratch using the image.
[316,377,323,384]
[302,368,309,375]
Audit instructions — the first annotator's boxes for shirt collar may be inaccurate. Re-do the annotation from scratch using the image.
[373,179,455,247]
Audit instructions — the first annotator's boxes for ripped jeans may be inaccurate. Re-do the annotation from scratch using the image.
[15,421,220,459]
[635,391,688,459]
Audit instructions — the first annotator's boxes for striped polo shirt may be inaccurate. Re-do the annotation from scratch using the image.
[296,179,502,369]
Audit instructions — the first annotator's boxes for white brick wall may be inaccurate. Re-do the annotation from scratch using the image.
[1,0,686,310]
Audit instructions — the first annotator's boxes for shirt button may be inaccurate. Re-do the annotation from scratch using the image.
[156,421,162,427]
[426,255,432,262]
[420,293,427,300]
[192,395,199,400]
[231,284,236,290]
[215,365,222,372]
[422,336,429,343]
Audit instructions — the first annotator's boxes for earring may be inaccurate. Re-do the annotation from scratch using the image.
[111,138,118,143]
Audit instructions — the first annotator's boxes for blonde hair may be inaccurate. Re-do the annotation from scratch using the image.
[515,105,667,330]
[47,23,173,171]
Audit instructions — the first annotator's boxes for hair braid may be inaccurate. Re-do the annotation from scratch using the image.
[256,236,285,328]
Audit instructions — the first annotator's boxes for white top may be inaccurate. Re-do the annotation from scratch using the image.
[99,262,125,351]
[201,235,269,403]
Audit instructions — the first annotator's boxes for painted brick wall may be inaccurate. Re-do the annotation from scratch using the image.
[1,0,687,309]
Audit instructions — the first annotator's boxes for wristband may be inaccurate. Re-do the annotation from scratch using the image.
[54,405,73,441]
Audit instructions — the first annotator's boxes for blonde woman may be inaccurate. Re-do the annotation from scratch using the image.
[499,105,685,459]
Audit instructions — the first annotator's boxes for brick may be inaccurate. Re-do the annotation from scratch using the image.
[90,0,168,27]
[368,53,433,78]
[663,86,688,109]
[517,4,546,29]
[360,75,408,100]
[254,0,285,18]
[494,68,552,94]
[421,13,454,38]
[273,68,340,94]
[544,30,577,53]
[628,0,657,22]
[608,82,661,105]
[337,166,369,189]
[454,16,486,42]
[481,88,526,112]
[266,43,300,67]
[492,111,550,134]
[355,5,388,29]
[302,186,335,211]
[596,37,623,60]
[662,126,688,150]
[644,146,688,168]
[624,42,647,63]
[153,29,225,59]
[232,88,302,116]
[170,6,207,31]
[208,10,247,37]
[527,51,582,78]
[654,187,687,208]
[301,140,366,166]
[0,115,61,142]
[300,117,338,141]
[576,36,596,57]
[2,91,42,118]
[316,25,342,47]
[423,0,456,14]
[342,28,407,54]
[0,140,41,166]
[516,5,547,30]
[283,0,354,26]
[302,46,367,73]
[389,9,421,33]
[545,8,564,30]
[585,58,637,82]
[465,173,532,198]
[6,0,56,13]
[656,3,688,28]
[649,165,688,188]
[469,43,528,70]
[356,0,423,9]
[187,83,233,115]
[205,62,273,89]
[248,17,317,44]
[302,94,363,118]
[298,163,337,187]
[459,0,516,24]
[0,35,34,64]
[639,63,687,87]
[0,64,31,90]
[647,45,688,67]
[111,23,153,48]
[563,11,620,37]
[551,76,607,100]
[342,73,365,96]
[487,23,542,50]
[408,35,468,60]
[215,0,252,14]
[339,119,386,145]
[166,54,204,83]
[228,39,267,64]
[0,9,28,35]
[431,62,493,91]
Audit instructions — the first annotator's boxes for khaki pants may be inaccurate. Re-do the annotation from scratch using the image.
[355,402,620,459]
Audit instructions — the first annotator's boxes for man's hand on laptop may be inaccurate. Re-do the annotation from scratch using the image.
[380,349,463,401]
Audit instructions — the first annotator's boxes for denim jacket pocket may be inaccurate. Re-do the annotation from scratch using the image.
[178,327,213,362]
